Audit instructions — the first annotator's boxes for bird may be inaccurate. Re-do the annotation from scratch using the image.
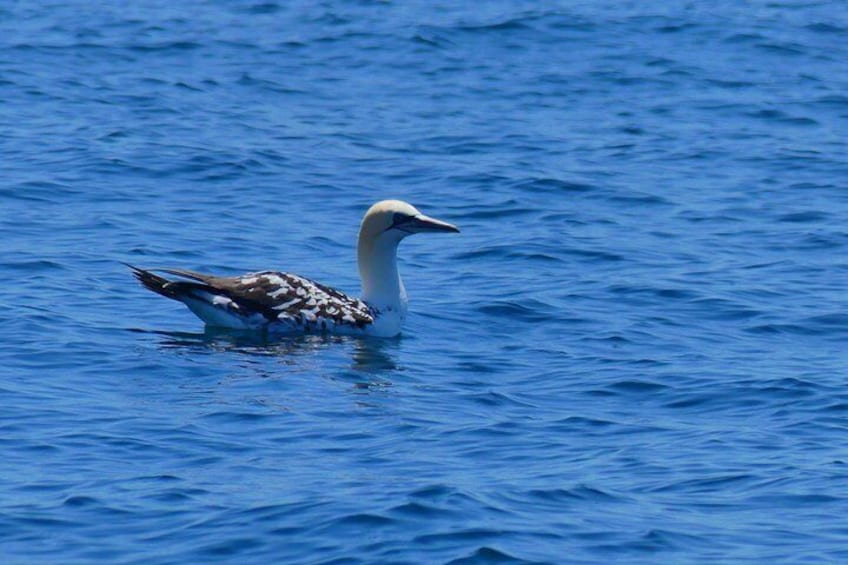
[127,200,459,337]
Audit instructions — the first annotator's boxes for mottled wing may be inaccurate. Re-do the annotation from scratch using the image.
[209,271,375,329]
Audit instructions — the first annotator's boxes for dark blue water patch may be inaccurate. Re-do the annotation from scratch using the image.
[608,283,699,302]
[526,485,623,504]
[746,319,845,337]
[447,546,547,565]
[607,379,670,394]
[777,210,830,223]
[561,247,626,263]
[512,178,596,194]
[455,19,534,33]
[61,495,101,508]
[0,259,66,273]
[126,40,203,53]
[814,94,848,108]
[390,500,450,519]
[748,108,820,126]
[414,528,524,546]
[200,410,276,424]
[239,2,282,16]
[650,473,756,494]
[475,300,553,324]
[805,22,847,33]
[685,297,763,321]
[198,537,266,558]
[461,391,535,410]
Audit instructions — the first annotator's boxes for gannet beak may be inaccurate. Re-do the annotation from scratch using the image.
[408,214,460,234]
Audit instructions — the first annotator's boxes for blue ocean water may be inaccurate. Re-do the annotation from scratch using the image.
[2,0,847,562]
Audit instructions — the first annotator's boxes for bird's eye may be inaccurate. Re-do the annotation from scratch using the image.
[392,213,415,226]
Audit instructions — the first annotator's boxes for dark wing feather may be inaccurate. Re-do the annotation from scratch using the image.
[158,268,216,284]
[127,264,273,320]
[209,271,375,327]
[128,265,374,328]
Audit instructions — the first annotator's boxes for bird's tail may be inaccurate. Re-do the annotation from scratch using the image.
[124,263,182,300]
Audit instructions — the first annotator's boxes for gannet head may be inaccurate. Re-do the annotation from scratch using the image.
[359,200,460,244]
[357,200,459,310]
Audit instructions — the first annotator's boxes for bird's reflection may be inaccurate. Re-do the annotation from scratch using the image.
[130,327,401,384]
[351,337,399,373]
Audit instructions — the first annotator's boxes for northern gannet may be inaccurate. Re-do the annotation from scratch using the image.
[127,200,459,337]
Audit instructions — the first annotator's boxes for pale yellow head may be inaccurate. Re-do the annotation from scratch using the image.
[357,200,459,307]
[358,199,459,243]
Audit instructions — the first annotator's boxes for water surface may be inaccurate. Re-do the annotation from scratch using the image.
[1,1,847,563]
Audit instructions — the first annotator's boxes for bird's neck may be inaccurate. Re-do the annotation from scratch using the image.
[358,236,406,311]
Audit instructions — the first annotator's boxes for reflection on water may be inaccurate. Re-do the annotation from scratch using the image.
[351,337,400,374]
[129,326,401,378]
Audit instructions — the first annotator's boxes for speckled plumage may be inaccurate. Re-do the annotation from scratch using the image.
[129,267,375,333]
